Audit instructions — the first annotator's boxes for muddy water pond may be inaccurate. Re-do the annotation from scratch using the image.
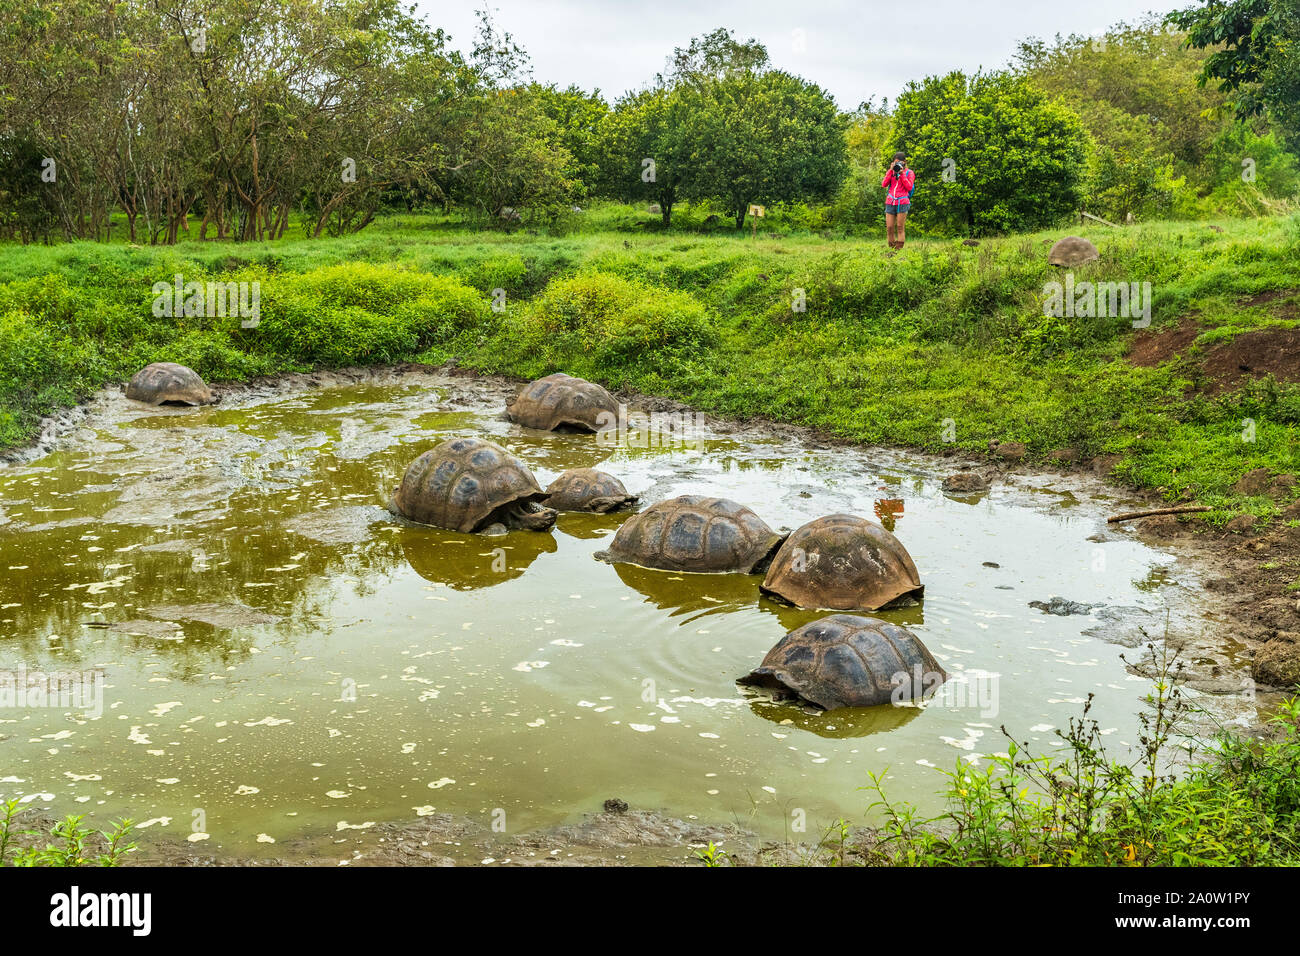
[0,370,1253,860]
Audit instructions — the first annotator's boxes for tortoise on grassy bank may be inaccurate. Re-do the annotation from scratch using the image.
[596,495,785,573]
[739,614,946,711]
[760,514,923,611]
[125,363,215,406]
[506,373,618,433]
[1048,236,1100,267]
[543,468,638,513]
[389,437,556,533]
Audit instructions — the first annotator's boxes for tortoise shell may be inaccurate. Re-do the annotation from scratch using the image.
[739,614,947,710]
[389,437,548,533]
[1047,236,1100,267]
[597,495,785,573]
[761,514,923,611]
[543,468,638,513]
[505,373,618,433]
[125,363,215,406]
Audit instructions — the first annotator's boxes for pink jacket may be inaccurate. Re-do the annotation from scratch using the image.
[883,167,914,205]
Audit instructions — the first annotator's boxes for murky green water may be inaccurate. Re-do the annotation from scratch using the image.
[0,373,1230,855]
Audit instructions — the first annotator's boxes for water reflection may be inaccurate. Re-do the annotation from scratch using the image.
[743,695,922,738]
[401,527,558,590]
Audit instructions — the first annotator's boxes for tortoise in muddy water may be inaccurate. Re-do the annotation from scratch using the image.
[506,373,618,433]
[760,514,923,611]
[596,495,785,573]
[739,614,947,711]
[1047,236,1100,267]
[125,363,215,406]
[543,468,638,513]
[389,437,556,533]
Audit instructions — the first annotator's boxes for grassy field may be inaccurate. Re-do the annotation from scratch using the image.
[3,206,1300,524]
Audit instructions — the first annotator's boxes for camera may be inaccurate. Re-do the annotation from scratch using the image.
[892,162,903,174]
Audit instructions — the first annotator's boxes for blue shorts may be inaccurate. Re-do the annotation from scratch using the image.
[885,202,910,216]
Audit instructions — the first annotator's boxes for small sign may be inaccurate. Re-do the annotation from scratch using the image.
[748,204,765,218]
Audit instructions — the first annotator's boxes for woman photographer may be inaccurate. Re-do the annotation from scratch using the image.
[882,151,914,251]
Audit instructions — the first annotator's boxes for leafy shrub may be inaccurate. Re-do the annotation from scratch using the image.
[860,648,1300,866]
[460,255,531,296]
[247,264,490,365]
[507,271,714,376]
[1,801,137,867]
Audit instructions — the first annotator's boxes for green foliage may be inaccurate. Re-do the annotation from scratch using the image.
[889,71,1090,236]
[599,30,847,228]
[1195,125,1300,216]
[496,271,714,381]
[830,101,894,229]
[531,83,612,200]
[251,264,492,364]
[693,840,731,866]
[599,87,692,221]
[1171,0,1300,154]
[1,801,137,866]
[445,86,581,224]
[861,649,1300,866]
[675,69,849,228]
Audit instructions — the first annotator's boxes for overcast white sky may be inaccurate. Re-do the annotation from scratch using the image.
[416,0,1189,108]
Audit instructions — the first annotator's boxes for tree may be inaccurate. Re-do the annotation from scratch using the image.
[832,99,895,227]
[1015,19,1228,173]
[679,70,848,228]
[444,87,578,222]
[889,71,1090,236]
[659,27,769,86]
[599,87,691,223]
[1169,0,1300,152]
[531,84,610,200]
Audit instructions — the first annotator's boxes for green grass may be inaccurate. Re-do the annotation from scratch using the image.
[3,206,1300,524]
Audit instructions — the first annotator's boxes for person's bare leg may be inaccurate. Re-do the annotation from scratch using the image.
[895,211,908,249]
[885,213,896,248]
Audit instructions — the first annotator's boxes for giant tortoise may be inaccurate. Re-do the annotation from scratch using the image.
[761,514,923,611]
[505,373,618,433]
[389,437,556,533]
[125,363,215,406]
[543,468,638,513]
[739,614,947,710]
[1048,236,1100,267]
[596,495,785,573]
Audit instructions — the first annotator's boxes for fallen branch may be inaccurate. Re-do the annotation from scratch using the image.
[1081,209,1120,227]
[1107,505,1211,524]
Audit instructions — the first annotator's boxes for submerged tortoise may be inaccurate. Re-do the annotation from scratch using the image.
[596,495,785,573]
[125,362,215,406]
[1047,236,1100,267]
[739,614,947,710]
[505,373,618,433]
[543,468,638,513]
[761,514,923,611]
[389,437,556,533]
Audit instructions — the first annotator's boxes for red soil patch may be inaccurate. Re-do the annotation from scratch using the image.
[1240,288,1300,314]
[1201,326,1300,393]
[1126,316,1201,368]
[1127,291,1300,394]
